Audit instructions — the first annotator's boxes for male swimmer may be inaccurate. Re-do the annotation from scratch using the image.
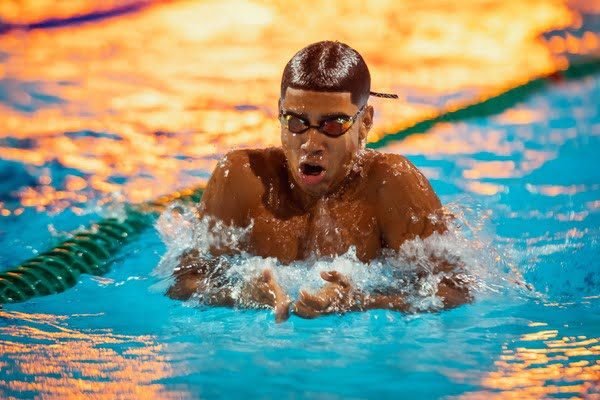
[167,41,471,321]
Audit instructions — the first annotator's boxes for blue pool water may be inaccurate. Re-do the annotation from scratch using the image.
[1,73,599,398]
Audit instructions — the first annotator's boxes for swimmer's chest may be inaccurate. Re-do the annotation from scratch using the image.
[248,196,381,263]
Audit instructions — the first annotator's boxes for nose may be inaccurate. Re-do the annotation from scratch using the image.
[300,128,325,156]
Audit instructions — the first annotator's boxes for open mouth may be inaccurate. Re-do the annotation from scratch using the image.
[300,162,325,176]
[298,162,326,186]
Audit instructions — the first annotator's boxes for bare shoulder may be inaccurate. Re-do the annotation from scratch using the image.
[367,151,444,243]
[201,148,284,224]
[368,151,418,181]
[368,151,439,207]
[209,148,256,192]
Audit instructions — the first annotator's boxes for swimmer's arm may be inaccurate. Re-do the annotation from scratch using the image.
[167,153,290,318]
[361,281,470,311]
[166,249,235,305]
[361,293,409,311]
[375,154,472,310]
[167,249,290,321]
[293,271,467,318]
[167,151,252,302]
[167,151,254,299]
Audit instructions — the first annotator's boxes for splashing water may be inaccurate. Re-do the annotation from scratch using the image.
[153,201,533,314]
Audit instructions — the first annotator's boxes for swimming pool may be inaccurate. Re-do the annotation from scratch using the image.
[1,63,598,398]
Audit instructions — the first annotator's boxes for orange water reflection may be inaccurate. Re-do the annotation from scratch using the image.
[0,1,160,26]
[0,310,185,399]
[461,322,600,399]
[1,0,596,212]
[525,183,600,196]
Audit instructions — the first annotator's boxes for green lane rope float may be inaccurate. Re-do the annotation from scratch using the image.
[1,58,598,305]
[0,188,204,304]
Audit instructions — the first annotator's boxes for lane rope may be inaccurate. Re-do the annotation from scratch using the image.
[0,190,203,304]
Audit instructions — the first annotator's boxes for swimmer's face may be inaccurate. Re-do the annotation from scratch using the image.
[279,88,373,197]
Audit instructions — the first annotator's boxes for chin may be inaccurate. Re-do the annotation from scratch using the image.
[297,181,329,197]
[304,176,348,198]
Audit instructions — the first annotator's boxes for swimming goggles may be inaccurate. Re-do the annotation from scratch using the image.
[279,105,366,138]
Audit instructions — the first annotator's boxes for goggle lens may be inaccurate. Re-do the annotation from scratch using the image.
[321,119,348,137]
[286,115,308,133]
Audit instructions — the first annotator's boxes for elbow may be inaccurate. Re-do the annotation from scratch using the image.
[166,270,203,301]
[166,280,195,301]
[437,278,473,310]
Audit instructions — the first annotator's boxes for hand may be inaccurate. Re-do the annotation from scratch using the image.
[240,269,291,322]
[293,271,364,319]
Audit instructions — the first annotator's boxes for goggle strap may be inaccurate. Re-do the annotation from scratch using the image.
[369,91,399,99]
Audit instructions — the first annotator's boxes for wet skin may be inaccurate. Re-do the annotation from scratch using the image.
[168,88,470,320]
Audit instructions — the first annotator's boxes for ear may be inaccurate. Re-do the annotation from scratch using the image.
[358,105,374,144]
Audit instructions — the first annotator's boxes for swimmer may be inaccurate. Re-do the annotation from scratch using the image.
[167,41,471,321]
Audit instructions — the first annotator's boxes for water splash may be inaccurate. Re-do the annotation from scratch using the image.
[153,201,533,314]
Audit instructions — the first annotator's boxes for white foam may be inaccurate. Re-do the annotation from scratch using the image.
[153,201,533,312]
